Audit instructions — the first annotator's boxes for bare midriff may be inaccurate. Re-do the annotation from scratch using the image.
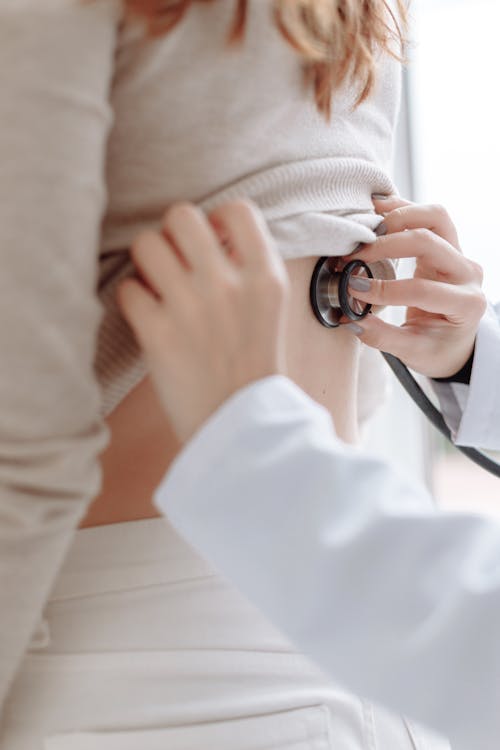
[78,257,360,529]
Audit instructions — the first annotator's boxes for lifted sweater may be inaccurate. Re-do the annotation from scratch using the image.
[0,0,400,709]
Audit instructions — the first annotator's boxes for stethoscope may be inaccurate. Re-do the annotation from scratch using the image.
[310,254,500,479]
[310,257,375,328]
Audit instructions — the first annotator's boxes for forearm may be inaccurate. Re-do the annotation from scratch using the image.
[155,375,500,750]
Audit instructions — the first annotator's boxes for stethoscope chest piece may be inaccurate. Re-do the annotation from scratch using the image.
[310,257,374,328]
[309,252,500,478]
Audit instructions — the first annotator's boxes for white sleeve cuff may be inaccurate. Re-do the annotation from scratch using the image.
[431,303,500,450]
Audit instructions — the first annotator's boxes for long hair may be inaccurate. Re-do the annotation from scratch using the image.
[123,1,407,118]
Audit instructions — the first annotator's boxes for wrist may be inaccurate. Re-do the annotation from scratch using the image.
[174,367,286,444]
[433,342,476,386]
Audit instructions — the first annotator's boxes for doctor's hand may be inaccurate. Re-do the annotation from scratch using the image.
[345,197,487,378]
[117,201,289,443]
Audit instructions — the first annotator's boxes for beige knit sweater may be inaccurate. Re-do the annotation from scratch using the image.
[0,0,399,710]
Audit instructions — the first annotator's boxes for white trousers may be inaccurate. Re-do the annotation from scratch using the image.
[1,518,451,750]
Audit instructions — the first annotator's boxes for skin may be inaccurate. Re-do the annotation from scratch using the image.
[346,196,487,375]
[78,198,486,529]
[79,248,359,528]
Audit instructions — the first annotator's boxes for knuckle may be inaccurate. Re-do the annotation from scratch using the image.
[414,227,432,244]
[219,273,240,297]
[373,278,388,301]
[390,206,406,226]
[164,201,197,226]
[131,229,158,257]
[428,203,449,221]
[233,198,258,214]
[221,198,257,220]
[467,259,484,284]
[471,290,488,317]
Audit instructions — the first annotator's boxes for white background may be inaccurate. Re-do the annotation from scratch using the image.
[411,0,500,300]
[363,0,500,510]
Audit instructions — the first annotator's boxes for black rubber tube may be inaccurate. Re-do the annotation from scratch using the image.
[381,352,500,479]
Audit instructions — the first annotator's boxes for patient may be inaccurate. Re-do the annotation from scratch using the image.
[82,255,360,526]
[3,2,444,750]
[81,0,402,526]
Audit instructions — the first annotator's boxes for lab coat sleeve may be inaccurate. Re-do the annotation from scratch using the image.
[154,375,500,750]
[432,302,500,450]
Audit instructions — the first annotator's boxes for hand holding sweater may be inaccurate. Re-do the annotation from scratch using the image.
[118,200,290,443]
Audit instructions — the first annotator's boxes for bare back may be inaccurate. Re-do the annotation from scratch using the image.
[79,257,360,528]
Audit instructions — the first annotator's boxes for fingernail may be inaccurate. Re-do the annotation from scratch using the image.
[372,194,389,200]
[375,222,387,236]
[349,276,371,292]
[345,323,364,335]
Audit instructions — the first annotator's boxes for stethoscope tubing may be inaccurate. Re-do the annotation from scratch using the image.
[382,352,500,479]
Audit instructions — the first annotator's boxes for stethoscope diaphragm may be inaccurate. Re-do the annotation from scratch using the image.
[310,257,374,328]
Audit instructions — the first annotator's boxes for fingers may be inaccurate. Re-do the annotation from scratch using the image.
[208,200,278,273]
[372,196,458,245]
[127,200,283,317]
[376,202,460,247]
[117,277,165,350]
[372,195,413,213]
[345,314,424,362]
[130,230,185,302]
[348,277,486,320]
[358,195,487,378]
[351,229,475,282]
[162,202,226,274]
[140,201,281,290]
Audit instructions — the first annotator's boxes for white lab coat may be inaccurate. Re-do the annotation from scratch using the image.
[154,303,500,750]
[431,302,500,450]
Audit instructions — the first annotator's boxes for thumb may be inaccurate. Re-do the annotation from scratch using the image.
[346,314,420,363]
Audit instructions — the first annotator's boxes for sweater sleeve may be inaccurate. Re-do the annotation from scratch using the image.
[0,1,120,710]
